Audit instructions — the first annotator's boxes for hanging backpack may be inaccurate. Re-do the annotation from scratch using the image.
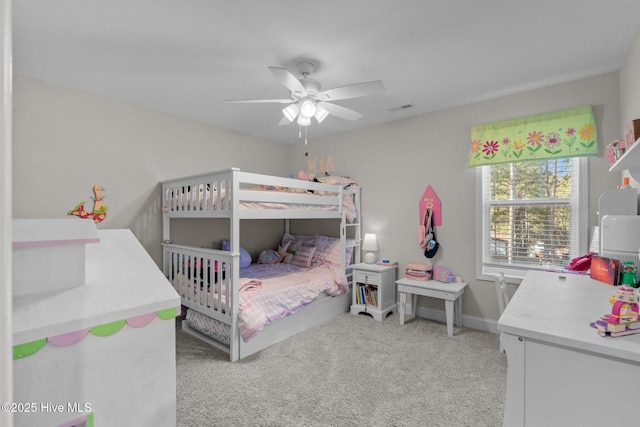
[418,209,433,248]
[418,209,428,248]
[422,209,439,258]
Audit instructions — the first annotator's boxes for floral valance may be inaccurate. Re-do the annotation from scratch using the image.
[468,105,597,167]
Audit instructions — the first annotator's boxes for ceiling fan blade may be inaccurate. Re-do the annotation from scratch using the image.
[316,80,384,101]
[318,102,362,121]
[223,98,293,104]
[269,67,307,97]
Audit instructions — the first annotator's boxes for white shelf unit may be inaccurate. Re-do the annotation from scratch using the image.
[609,137,640,180]
[350,263,397,321]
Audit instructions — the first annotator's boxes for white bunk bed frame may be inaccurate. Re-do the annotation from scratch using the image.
[161,168,361,361]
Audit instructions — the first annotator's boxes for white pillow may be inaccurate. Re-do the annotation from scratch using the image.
[280,234,315,264]
[316,175,356,187]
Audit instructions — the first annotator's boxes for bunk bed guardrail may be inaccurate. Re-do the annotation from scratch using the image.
[162,244,237,326]
[162,168,345,217]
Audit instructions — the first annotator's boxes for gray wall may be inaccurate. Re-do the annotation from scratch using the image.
[12,71,624,327]
[12,76,290,264]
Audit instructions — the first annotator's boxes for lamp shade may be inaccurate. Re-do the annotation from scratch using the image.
[362,233,378,264]
[362,233,378,251]
[315,105,329,123]
[282,103,300,122]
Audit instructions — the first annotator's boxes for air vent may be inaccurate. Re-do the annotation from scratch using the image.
[389,103,415,112]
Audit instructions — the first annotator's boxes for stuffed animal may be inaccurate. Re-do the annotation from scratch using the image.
[258,250,280,264]
[221,239,252,268]
[277,242,290,262]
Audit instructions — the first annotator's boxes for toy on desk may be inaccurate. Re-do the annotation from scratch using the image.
[376,259,397,266]
[591,285,640,337]
[620,261,638,288]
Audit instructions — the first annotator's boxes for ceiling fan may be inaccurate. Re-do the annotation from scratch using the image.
[223,61,385,127]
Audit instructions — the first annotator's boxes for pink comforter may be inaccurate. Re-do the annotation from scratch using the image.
[238,263,347,341]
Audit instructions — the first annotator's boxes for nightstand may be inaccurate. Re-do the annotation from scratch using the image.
[350,263,397,321]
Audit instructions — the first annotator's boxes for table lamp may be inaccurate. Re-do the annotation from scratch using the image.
[362,233,378,264]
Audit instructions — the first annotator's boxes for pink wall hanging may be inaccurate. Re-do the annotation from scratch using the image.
[419,185,441,227]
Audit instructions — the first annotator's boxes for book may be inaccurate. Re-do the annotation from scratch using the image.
[590,255,620,286]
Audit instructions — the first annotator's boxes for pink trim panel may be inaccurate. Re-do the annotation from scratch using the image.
[12,238,101,248]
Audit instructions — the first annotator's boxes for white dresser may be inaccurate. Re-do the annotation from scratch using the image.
[498,270,640,427]
[12,227,180,427]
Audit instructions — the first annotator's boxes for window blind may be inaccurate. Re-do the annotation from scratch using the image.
[481,158,580,272]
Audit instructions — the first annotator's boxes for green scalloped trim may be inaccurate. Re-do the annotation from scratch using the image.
[156,307,177,320]
[13,339,47,359]
[89,319,126,337]
[13,307,178,359]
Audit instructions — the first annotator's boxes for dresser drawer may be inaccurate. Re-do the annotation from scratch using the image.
[355,271,379,285]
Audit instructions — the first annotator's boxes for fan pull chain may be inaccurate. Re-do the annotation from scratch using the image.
[297,125,308,144]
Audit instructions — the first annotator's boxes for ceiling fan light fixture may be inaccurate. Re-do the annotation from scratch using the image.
[297,115,311,127]
[299,99,317,118]
[315,105,329,123]
[226,64,385,135]
[282,103,300,122]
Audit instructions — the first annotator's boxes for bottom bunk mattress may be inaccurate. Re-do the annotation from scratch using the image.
[183,262,348,342]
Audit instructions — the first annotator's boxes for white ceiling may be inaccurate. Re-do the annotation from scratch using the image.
[12,1,640,144]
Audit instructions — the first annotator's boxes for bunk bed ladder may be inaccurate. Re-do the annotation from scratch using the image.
[343,187,361,285]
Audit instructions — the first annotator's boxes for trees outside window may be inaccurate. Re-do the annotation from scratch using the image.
[477,157,587,280]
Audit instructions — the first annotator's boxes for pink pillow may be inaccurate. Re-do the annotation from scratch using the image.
[313,235,355,266]
[281,233,314,248]
[291,246,317,268]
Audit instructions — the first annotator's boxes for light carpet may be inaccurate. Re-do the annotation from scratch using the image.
[176,312,507,427]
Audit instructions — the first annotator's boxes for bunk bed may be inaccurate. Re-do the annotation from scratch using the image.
[161,168,361,361]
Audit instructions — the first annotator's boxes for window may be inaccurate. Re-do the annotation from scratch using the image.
[476,157,588,281]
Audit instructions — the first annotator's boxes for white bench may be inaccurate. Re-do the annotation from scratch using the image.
[396,277,467,337]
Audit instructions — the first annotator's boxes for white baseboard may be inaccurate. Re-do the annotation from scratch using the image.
[398,303,499,335]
